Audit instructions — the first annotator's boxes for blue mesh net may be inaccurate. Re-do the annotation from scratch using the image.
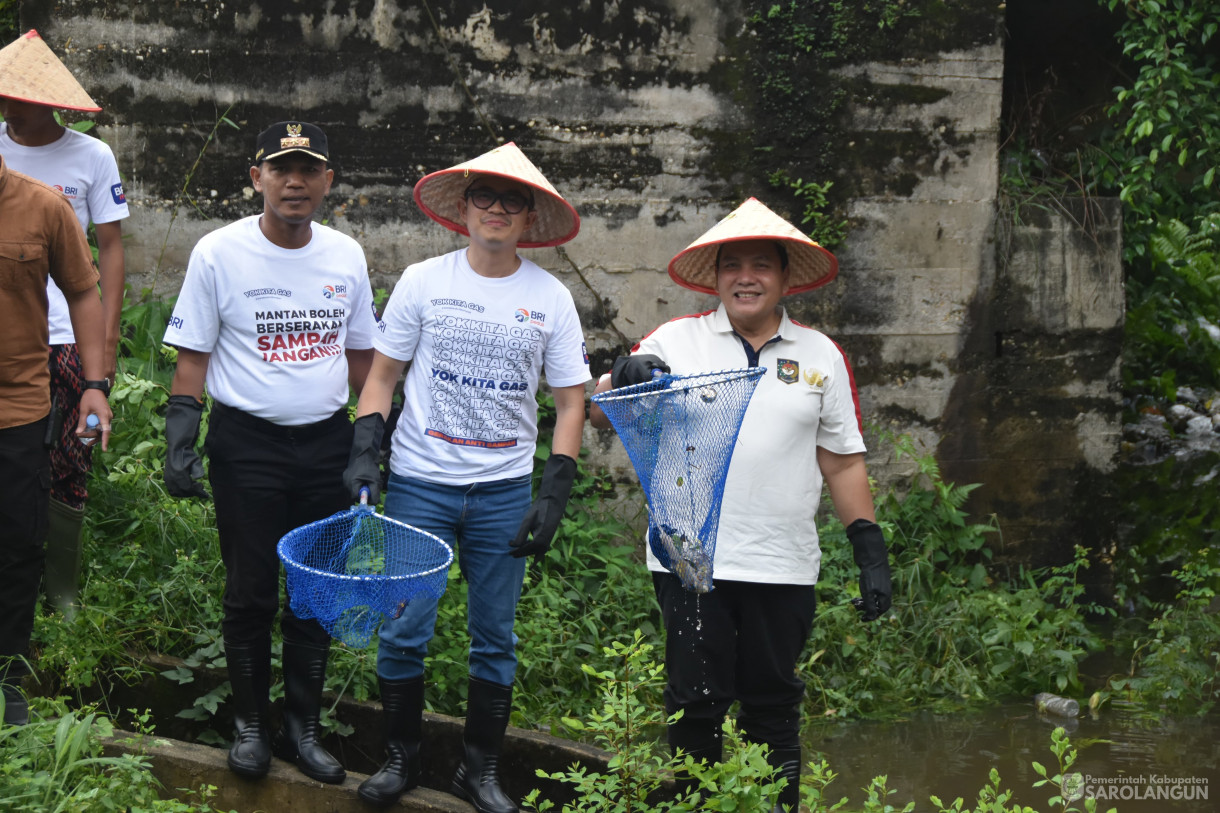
[592,367,766,593]
[278,507,454,648]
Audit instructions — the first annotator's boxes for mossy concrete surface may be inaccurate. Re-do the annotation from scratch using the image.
[74,652,612,811]
[103,731,472,812]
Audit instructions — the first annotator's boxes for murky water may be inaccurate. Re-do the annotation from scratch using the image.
[804,702,1218,812]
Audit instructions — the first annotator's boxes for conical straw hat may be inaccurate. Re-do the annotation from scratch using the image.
[668,197,838,295]
[0,30,101,112]
[413,142,580,248]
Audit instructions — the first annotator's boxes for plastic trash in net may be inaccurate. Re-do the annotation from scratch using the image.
[278,503,454,648]
[592,367,766,593]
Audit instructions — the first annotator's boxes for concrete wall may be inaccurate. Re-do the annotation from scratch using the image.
[24,0,1123,564]
[940,198,1124,565]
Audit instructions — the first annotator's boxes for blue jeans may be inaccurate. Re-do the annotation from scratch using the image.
[377,472,531,686]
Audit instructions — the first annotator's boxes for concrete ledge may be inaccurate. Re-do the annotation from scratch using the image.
[81,652,612,811]
[104,731,470,812]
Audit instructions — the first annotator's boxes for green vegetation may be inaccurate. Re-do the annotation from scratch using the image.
[1122,216,1220,399]
[5,634,1118,813]
[0,700,231,812]
[806,437,1109,718]
[1106,551,1220,716]
[0,0,16,44]
[1094,0,1220,399]
[1089,0,1220,613]
[12,299,1211,780]
[1002,0,1220,402]
[766,170,849,250]
[522,635,1116,813]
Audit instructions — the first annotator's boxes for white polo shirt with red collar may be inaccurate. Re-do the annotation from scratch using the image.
[619,304,866,585]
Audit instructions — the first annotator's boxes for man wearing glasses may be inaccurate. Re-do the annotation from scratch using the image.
[343,143,589,812]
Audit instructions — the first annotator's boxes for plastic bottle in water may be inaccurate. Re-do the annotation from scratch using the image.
[1034,692,1080,718]
[80,413,100,447]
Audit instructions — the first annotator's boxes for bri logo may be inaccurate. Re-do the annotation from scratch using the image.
[323,284,348,299]
[516,308,546,327]
[111,183,125,204]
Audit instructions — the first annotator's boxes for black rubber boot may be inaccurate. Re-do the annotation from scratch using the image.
[668,714,723,802]
[450,676,517,813]
[224,641,272,778]
[272,638,345,784]
[768,746,802,812]
[358,675,424,807]
[44,499,85,619]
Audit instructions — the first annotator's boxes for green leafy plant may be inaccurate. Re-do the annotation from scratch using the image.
[1123,214,1220,395]
[524,631,787,813]
[1090,0,1220,396]
[0,0,16,42]
[1031,726,1117,813]
[767,169,849,250]
[0,699,231,812]
[805,436,1106,719]
[519,633,1114,813]
[1108,550,1220,715]
[1096,0,1220,259]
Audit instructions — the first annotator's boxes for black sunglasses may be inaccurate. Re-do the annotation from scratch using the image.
[464,187,534,215]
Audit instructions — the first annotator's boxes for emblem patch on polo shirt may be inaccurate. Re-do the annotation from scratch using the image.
[777,358,799,384]
[803,368,825,387]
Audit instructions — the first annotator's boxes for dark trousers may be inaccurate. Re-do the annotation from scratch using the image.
[0,418,50,673]
[205,403,353,648]
[653,572,817,749]
[48,344,92,509]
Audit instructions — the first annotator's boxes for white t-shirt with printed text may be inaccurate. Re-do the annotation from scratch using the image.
[628,305,866,585]
[0,124,129,344]
[376,248,591,485]
[164,215,377,425]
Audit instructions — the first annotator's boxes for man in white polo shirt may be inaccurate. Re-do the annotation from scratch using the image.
[591,198,892,813]
[163,121,376,785]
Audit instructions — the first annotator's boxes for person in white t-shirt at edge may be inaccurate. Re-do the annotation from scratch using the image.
[0,30,129,618]
[342,142,590,812]
[590,198,893,813]
[162,121,377,787]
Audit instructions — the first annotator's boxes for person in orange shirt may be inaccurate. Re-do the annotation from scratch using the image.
[0,153,111,726]
[0,30,129,618]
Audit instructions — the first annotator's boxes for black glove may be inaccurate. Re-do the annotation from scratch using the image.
[379,397,403,496]
[344,412,386,506]
[164,395,208,499]
[510,454,577,559]
[610,354,670,389]
[847,518,892,621]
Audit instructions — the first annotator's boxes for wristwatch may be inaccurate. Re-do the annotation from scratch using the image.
[84,378,112,397]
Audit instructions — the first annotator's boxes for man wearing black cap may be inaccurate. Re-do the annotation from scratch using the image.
[162,121,377,783]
